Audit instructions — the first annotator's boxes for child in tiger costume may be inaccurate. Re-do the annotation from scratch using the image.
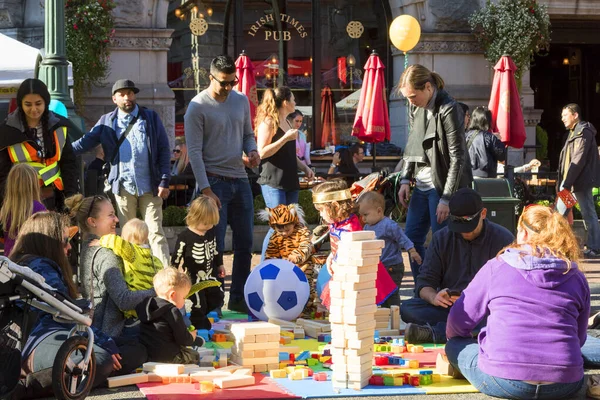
[258,203,317,317]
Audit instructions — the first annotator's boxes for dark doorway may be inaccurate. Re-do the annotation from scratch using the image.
[531,22,600,170]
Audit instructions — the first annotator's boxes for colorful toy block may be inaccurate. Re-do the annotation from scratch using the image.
[269,369,287,378]
[388,355,403,365]
[393,377,404,386]
[319,356,331,363]
[323,349,331,356]
[317,333,332,342]
[207,311,220,322]
[374,355,388,366]
[197,381,214,393]
[369,375,384,386]
[432,373,441,383]
[410,345,424,353]
[279,352,289,362]
[307,358,318,366]
[410,375,421,386]
[313,372,328,381]
[383,376,395,386]
[212,333,226,342]
[392,338,405,346]
[296,351,310,361]
[294,360,307,366]
[289,353,296,362]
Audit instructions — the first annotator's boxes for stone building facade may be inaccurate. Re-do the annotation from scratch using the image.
[1,0,600,164]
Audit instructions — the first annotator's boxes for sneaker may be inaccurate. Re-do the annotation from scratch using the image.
[584,249,600,259]
[590,312,600,329]
[227,299,248,314]
[404,323,434,344]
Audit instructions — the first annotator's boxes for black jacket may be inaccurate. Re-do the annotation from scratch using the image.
[465,129,506,178]
[401,89,472,201]
[558,121,600,192]
[415,219,514,298]
[136,296,194,362]
[0,111,79,203]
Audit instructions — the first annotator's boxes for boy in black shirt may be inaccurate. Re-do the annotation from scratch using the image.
[136,267,202,363]
[171,195,225,329]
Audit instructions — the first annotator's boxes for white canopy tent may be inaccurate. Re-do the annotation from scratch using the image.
[0,33,73,100]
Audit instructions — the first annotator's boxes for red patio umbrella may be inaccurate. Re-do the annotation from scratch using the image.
[234,51,258,129]
[320,85,338,148]
[351,51,390,167]
[488,55,526,149]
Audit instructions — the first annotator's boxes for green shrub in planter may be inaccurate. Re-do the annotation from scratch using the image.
[163,205,188,226]
[253,190,319,226]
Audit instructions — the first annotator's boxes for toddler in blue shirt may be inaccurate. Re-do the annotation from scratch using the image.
[358,191,422,306]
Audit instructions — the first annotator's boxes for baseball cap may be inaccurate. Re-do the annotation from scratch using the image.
[112,79,139,95]
[447,188,484,233]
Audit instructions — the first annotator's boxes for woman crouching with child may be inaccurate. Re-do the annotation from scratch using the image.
[446,205,590,399]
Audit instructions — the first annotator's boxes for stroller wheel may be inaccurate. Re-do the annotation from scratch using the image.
[52,335,96,400]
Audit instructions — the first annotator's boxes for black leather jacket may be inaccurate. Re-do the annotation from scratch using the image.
[558,121,600,192]
[401,89,472,201]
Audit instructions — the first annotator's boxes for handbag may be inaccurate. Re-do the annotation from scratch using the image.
[557,188,578,209]
[102,115,139,194]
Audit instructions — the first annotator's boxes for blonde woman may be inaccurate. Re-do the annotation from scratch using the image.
[0,163,46,256]
[446,205,593,399]
[171,143,192,176]
[396,64,472,283]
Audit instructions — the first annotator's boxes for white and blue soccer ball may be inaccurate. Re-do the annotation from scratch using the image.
[244,259,310,321]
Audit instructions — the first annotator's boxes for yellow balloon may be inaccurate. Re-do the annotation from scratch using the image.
[389,15,421,52]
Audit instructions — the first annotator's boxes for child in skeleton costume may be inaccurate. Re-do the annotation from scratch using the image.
[171,195,225,329]
[258,204,316,317]
[99,218,162,319]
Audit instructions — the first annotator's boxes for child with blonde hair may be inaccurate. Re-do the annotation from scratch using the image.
[136,267,201,363]
[0,163,46,256]
[99,218,162,318]
[312,180,397,308]
[171,195,225,329]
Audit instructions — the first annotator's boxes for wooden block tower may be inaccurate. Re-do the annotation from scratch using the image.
[230,322,281,373]
[328,231,384,390]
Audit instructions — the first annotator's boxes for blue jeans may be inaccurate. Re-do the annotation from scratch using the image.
[556,188,600,251]
[404,188,447,283]
[445,337,583,399]
[260,185,299,261]
[582,334,600,368]
[400,297,450,343]
[208,176,254,302]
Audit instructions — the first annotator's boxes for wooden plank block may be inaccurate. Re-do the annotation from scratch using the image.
[107,373,149,388]
[253,364,268,373]
[214,365,243,373]
[390,305,400,330]
[280,345,300,354]
[338,239,384,250]
[231,355,280,366]
[345,353,374,364]
[189,371,233,382]
[143,363,185,375]
[239,334,256,343]
[337,248,383,258]
[342,304,377,316]
[267,333,280,342]
[339,272,378,284]
[255,334,268,343]
[340,231,376,241]
[265,349,279,357]
[346,361,373,374]
[339,312,376,325]
[230,322,280,336]
[348,375,371,390]
[268,317,297,329]
[267,363,280,371]
[335,255,380,267]
[375,307,391,315]
[335,264,378,276]
[330,295,374,308]
[232,340,279,351]
[146,373,163,382]
[213,375,256,389]
[233,368,253,376]
[376,329,401,337]
[254,349,266,358]
[347,336,375,349]
[183,365,214,374]
[341,280,376,292]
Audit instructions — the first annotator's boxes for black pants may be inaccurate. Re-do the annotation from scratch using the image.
[381,262,403,308]
[189,286,224,330]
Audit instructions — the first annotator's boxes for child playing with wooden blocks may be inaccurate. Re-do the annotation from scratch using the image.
[357,191,422,306]
[136,267,201,363]
[311,180,397,308]
[258,203,316,317]
[99,218,163,319]
[171,195,225,329]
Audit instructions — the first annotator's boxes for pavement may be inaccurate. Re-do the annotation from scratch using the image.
[50,254,600,400]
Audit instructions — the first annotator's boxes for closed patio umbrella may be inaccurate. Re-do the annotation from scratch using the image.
[234,50,258,129]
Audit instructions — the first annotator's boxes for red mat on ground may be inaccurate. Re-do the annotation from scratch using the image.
[138,374,298,400]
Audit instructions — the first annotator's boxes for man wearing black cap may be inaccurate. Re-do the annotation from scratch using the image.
[72,79,172,266]
[400,188,514,344]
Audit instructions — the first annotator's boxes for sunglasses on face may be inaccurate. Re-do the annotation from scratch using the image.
[449,209,482,224]
[173,149,181,153]
[210,73,239,88]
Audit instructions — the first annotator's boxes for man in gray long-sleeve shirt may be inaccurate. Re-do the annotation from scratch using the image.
[400,188,513,344]
[184,55,259,313]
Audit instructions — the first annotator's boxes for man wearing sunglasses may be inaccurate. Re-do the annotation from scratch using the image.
[400,188,514,344]
[184,55,260,313]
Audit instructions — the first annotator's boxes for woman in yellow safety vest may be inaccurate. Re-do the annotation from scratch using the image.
[0,79,78,211]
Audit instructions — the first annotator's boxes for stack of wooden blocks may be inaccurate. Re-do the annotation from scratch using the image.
[328,231,384,390]
[230,321,281,373]
[295,318,331,338]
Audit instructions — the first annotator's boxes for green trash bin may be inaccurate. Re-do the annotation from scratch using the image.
[472,178,521,234]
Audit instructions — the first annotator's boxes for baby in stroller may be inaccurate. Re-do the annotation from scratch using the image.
[0,212,135,400]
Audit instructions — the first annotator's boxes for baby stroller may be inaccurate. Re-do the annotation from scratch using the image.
[0,257,96,400]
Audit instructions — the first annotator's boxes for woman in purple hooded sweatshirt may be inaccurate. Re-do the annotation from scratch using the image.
[446,204,591,399]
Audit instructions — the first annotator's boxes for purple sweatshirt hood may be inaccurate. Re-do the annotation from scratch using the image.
[500,246,579,289]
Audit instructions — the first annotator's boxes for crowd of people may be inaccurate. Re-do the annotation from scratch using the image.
[1,56,600,400]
